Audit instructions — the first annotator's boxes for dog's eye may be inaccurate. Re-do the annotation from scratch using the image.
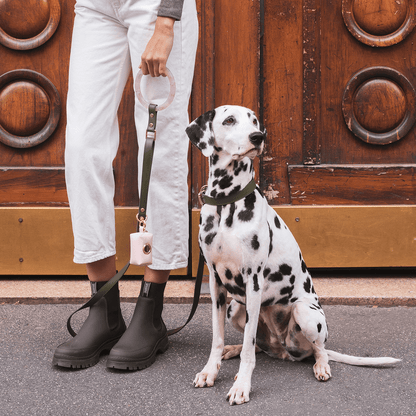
[223,116,236,126]
[253,118,258,126]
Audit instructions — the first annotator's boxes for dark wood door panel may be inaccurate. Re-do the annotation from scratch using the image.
[0,0,74,168]
[318,0,416,165]
[289,164,416,205]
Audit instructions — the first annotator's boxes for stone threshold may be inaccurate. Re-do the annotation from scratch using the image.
[1,277,415,307]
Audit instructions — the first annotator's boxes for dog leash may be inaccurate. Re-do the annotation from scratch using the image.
[67,71,204,338]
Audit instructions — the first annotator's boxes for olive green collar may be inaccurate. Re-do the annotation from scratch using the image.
[199,178,257,206]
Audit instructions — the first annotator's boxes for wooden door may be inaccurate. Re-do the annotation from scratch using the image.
[0,0,162,275]
[260,0,416,267]
[191,0,416,272]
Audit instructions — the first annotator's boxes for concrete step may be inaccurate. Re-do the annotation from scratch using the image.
[1,277,415,306]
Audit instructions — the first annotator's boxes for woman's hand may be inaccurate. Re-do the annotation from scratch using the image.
[140,17,175,77]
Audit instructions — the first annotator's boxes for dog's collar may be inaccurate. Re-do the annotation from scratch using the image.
[199,179,257,206]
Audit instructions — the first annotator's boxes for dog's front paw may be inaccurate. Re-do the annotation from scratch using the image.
[193,371,217,388]
[226,380,250,405]
[313,361,332,381]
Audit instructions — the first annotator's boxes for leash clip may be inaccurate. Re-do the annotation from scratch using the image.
[136,213,148,232]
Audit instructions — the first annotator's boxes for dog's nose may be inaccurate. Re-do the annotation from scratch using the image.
[249,132,265,146]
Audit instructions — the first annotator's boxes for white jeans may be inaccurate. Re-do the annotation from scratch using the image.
[65,0,198,269]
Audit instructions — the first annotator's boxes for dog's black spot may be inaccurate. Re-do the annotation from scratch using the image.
[276,296,290,305]
[208,137,215,146]
[280,286,294,296]
[225,269,233,280]
[247,268,252,275]
[251,234,260,250]
[279,264,292,276]
[290,275,296,284]
[290,297,298,303]
[237,192,256,222]
[214,271,222,287]
[225,203,236,228]
[234,161,248,176]
[219,175,233,190]
[317,323,322,333]
[257,266,261,273]
[203,215,215,232]
[214,146,222,152]
[225,283,245,297]
[304,277,312,293]
[261,298,275,307]
[301,260,307,274]
[263,268,271,278]
[210,154,219,165]
[295,323,301,332]
[309,305,318,310]
[268,271,283,282]
[312,285,316,294]
[246,311,249,323]
[274,215,281,229]
[268,225,273,255]
[204,232,216,246]
[252,338,256,346]
[217,293,226,309]
[253,274,259,292]
[235,273,244,288]
[214,168,227,178]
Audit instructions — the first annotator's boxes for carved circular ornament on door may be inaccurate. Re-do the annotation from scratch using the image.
[342,0,416,47]
[342,67,416,145]
[0,0,61,50]
[0,70,61,148]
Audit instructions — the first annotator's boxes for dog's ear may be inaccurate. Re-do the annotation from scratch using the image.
[186,109,216,157]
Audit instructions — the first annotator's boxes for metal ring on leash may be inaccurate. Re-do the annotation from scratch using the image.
[134,68,176,111]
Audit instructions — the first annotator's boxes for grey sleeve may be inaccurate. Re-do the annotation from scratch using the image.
[158,0,185,21]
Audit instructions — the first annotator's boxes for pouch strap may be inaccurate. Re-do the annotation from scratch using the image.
[137,104,157,228]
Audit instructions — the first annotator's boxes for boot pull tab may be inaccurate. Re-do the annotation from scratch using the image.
[142,281,152,297]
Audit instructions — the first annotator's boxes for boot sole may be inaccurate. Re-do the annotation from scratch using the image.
[53,337,122,369]
[106,335,169,371]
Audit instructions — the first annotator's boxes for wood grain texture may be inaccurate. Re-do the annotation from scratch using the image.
[192,205,416,270]
[262,0,303,204]
[288,164,416,205]
[0,168,67,205]
[189,0,215,208]
[0,0,61,50]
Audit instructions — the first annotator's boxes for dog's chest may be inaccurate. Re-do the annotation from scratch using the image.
[199,194,268,263]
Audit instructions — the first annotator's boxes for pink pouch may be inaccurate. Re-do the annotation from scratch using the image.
[130,231,153,266]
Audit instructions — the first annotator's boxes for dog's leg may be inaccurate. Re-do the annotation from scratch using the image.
[194,267,227,388]
[292,299,331,381]
[226,275,263,405]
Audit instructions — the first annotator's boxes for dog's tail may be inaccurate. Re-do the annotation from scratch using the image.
[326,349,401,367]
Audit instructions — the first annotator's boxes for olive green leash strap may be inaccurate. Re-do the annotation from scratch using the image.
[67,104,205,338]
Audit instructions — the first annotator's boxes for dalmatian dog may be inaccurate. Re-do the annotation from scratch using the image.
[186,105,401,406]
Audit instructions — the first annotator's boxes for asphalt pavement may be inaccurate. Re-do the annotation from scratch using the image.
[1,303,415,416]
